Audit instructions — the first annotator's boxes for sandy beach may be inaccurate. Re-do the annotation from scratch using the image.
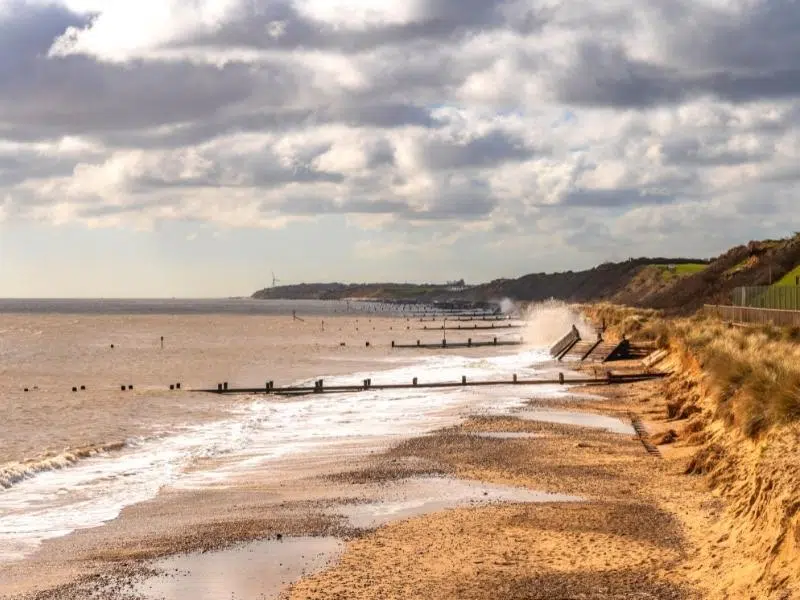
[4,301,780,600]
[1,303,543,598]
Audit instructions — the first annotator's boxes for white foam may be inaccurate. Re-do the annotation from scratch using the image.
[0,348,560,562]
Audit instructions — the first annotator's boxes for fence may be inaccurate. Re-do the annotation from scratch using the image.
[705,305,800,328]
[731,286,800,311]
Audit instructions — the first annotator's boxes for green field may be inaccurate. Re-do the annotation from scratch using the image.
[774,265,800,287]
[652,263,708,281]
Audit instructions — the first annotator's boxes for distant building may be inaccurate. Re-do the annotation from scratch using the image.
[446,279,467,292]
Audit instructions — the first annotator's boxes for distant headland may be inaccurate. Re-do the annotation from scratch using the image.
[253,233,800,314]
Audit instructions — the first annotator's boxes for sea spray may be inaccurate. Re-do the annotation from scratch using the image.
[498,298,518,315]
[521,300,594,348]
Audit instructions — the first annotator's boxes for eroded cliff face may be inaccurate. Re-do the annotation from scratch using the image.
[667,359,800,599]
[580,302,800,598]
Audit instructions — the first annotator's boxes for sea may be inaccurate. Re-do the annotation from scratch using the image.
[0,299,565,567]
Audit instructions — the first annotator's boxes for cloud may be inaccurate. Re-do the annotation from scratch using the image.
[0,0,798,266]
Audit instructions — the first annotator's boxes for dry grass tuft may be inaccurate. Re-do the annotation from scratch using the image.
[584,303,800,439]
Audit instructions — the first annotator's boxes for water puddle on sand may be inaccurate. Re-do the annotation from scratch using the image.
[131,477,579,599]
[336,477,580,529]
[514,408,634,435]
[133,537,343,600]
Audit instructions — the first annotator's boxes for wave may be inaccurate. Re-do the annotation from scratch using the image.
[0,442,126,490]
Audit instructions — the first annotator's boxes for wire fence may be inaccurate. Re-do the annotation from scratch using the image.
[730,286,800,311]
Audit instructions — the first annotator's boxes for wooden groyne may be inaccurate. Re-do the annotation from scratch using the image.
[392,338,523,349]
[421,323,522,331]
[193,371,669,396]
[550,327,634,364]
[549,326,581,360]
[418,316,512,322]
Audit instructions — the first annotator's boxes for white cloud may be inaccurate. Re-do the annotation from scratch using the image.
[0,0,798,271]
[49,0,240,61]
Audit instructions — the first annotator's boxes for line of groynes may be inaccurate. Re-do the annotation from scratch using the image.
[195,371,668,396]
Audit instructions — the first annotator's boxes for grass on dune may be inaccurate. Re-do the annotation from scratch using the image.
[584,303,800,439]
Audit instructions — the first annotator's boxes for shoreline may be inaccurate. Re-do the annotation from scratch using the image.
[0,313,542,598]
[4,374,703,600]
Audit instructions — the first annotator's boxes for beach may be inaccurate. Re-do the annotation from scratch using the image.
[1,301,545,597]
[0,300,754,599]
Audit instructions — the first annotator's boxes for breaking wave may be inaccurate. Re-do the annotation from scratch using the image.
[0,442,126,490]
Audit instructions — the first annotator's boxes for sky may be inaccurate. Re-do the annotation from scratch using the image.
[0,0,799,297]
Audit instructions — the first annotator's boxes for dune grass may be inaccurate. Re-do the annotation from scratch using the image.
[584,303,800,439]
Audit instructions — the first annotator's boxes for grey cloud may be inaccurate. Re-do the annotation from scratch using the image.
[95,103,438,150]
[556,1,800,108]
[561,188,675,208]
[183,0,542,53]
[419,130,534,170]
[659,137,771,167]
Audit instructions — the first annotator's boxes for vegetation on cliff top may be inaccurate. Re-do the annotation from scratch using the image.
[253,233,800,313]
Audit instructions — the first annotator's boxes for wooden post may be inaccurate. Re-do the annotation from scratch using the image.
[442,339,447,348]
[468,338,472,347]
[559,372,565,385]
[513,374,518,383]
[417,340,421,346]
[128,385,133,390]
[392,341,395,347]
[413,377,418,386]
[493,337,497,345]
[218,383,223,392]
[223,382,228,391]
[176,383,181,390]
[462,375,467,385]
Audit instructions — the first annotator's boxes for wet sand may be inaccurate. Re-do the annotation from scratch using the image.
[286,380,705,599]
[4,376,714,600]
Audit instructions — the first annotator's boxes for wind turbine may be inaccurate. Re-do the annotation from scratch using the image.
[272,272,281,288]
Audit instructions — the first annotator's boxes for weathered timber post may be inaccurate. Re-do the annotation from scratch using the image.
[392,341,395,347]
[218,383,223,392]
[493,337,498,345]
[413,377,418,386]
[462,375,467,385]
[513,374,518,383]
[559,372,565,385]
[468,338,472,347]
[223,382,228,391]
